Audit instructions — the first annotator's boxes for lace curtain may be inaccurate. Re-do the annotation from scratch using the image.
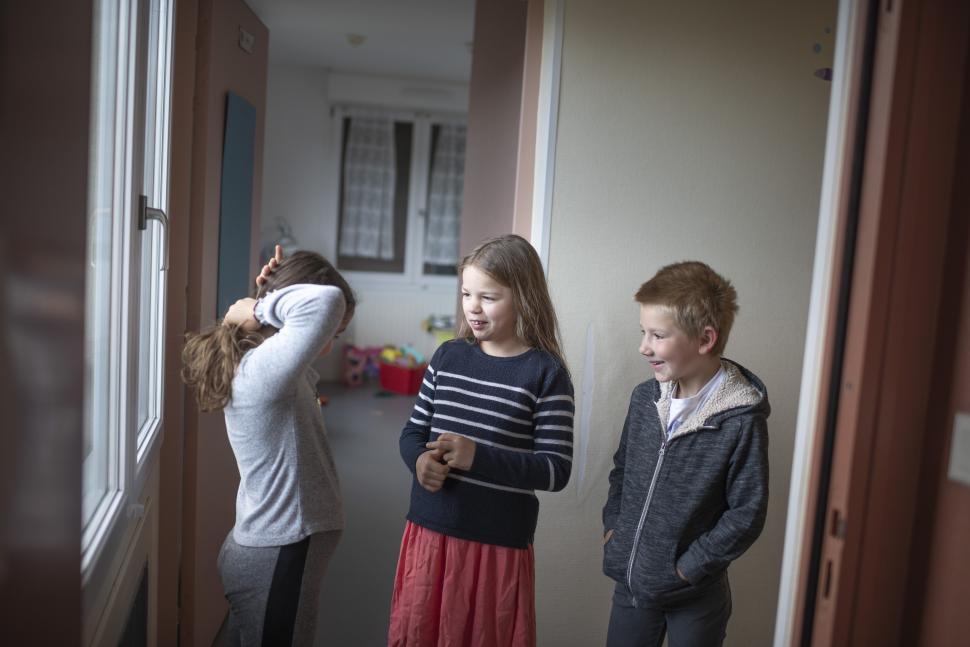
[424,124,466,266]
[338,117,396,259]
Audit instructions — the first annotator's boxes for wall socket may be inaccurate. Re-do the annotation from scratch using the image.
[239,27,255,54]
[947,411,970,487]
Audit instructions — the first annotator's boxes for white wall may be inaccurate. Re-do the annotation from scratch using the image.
[535,1,836,645]
[261,65,336,258]
[260,66,470,377]
[328,71,470,114]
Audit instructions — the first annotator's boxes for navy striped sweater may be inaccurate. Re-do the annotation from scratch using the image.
[399,339,575,548]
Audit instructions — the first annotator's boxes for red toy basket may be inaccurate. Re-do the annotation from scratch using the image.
[379,362,427,396]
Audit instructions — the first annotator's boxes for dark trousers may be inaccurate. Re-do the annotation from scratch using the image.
[606,577,732,647]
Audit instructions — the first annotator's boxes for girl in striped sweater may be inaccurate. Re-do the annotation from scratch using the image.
[389,234,575,647]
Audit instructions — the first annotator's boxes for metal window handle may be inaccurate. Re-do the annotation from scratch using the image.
[139,194,169,271]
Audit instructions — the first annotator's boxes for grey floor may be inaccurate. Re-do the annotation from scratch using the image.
[313,382,416,646]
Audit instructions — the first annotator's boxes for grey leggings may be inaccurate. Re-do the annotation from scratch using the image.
[217,530,342,647]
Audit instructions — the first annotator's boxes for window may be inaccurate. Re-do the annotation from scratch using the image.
[334,107,466,285]
[82,0,173,576]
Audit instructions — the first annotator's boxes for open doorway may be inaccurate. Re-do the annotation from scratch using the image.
[246,1,479,644]
[201,0,852,645]
[248,0,841,645]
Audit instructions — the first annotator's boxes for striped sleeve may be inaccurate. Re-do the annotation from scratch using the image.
[399,358,439,475]
[470,366,574,492]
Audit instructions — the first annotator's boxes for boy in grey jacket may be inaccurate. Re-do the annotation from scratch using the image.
[602,261,769,646]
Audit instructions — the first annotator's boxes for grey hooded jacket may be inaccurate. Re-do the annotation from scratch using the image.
[602,359,769,605]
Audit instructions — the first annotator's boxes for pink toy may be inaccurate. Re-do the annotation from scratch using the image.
[342,346,366,387]
[342,345,383,387]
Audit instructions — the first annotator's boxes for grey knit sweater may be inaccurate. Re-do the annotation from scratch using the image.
[602,359,769,605]
[223,284,347,547]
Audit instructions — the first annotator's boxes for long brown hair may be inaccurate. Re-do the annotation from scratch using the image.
[182,251,356,412]
[456,234,569,374]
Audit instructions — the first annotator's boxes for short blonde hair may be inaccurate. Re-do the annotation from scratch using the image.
[634,261,738,356]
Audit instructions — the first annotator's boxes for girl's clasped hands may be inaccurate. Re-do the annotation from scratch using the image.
[416,433,476,492]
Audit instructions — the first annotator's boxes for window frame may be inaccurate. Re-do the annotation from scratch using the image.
[331,105,467,293]
[81,0,173,584]
[134,0,173,473]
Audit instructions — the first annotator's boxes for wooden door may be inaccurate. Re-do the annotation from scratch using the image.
[803,0,970,644]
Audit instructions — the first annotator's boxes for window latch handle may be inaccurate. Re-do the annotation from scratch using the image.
[139,195,169,271]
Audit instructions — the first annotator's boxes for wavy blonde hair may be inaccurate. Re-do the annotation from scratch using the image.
[182,251,355,411]
[456,234,569,375]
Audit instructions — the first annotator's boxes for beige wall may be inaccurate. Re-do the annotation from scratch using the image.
[460,0,528,255]
[535,1,836,645]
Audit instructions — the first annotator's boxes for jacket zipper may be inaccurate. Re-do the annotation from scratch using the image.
[625,441,666,606]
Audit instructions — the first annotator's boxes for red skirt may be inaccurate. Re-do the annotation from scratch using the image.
[387,521,536,647]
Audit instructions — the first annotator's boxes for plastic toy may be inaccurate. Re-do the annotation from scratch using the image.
[342,345,383,387]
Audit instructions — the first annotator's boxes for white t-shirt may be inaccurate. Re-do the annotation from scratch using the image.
[667,366,726,438]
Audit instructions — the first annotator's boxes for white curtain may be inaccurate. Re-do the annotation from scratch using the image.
[339,117,396,259]
[424,124,466,266]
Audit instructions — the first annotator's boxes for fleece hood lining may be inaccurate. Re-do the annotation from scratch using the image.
[655,360,763,441]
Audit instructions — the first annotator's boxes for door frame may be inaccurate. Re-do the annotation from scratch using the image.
[777,0,970,644]
[773,0,876,642]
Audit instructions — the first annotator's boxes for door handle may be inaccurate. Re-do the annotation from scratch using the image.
[139,194,169,271]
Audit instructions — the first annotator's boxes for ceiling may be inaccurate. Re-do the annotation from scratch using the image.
[246,0,477,82]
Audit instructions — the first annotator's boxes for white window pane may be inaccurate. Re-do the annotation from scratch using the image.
[135,234,154,435]
[337,117,412,273]
[135,227,163,449]
[83,209,113,523]
[135,0,171,457]
[423,122,465,276]
[83,0,124,526]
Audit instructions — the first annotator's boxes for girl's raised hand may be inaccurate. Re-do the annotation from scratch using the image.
[256,244,284,289]
[223,297,259,332]
[416,449,449,492]
[426,434,476,471]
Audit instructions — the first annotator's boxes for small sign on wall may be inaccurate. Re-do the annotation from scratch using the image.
[947,412,970,487]
[239,27,255,54]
